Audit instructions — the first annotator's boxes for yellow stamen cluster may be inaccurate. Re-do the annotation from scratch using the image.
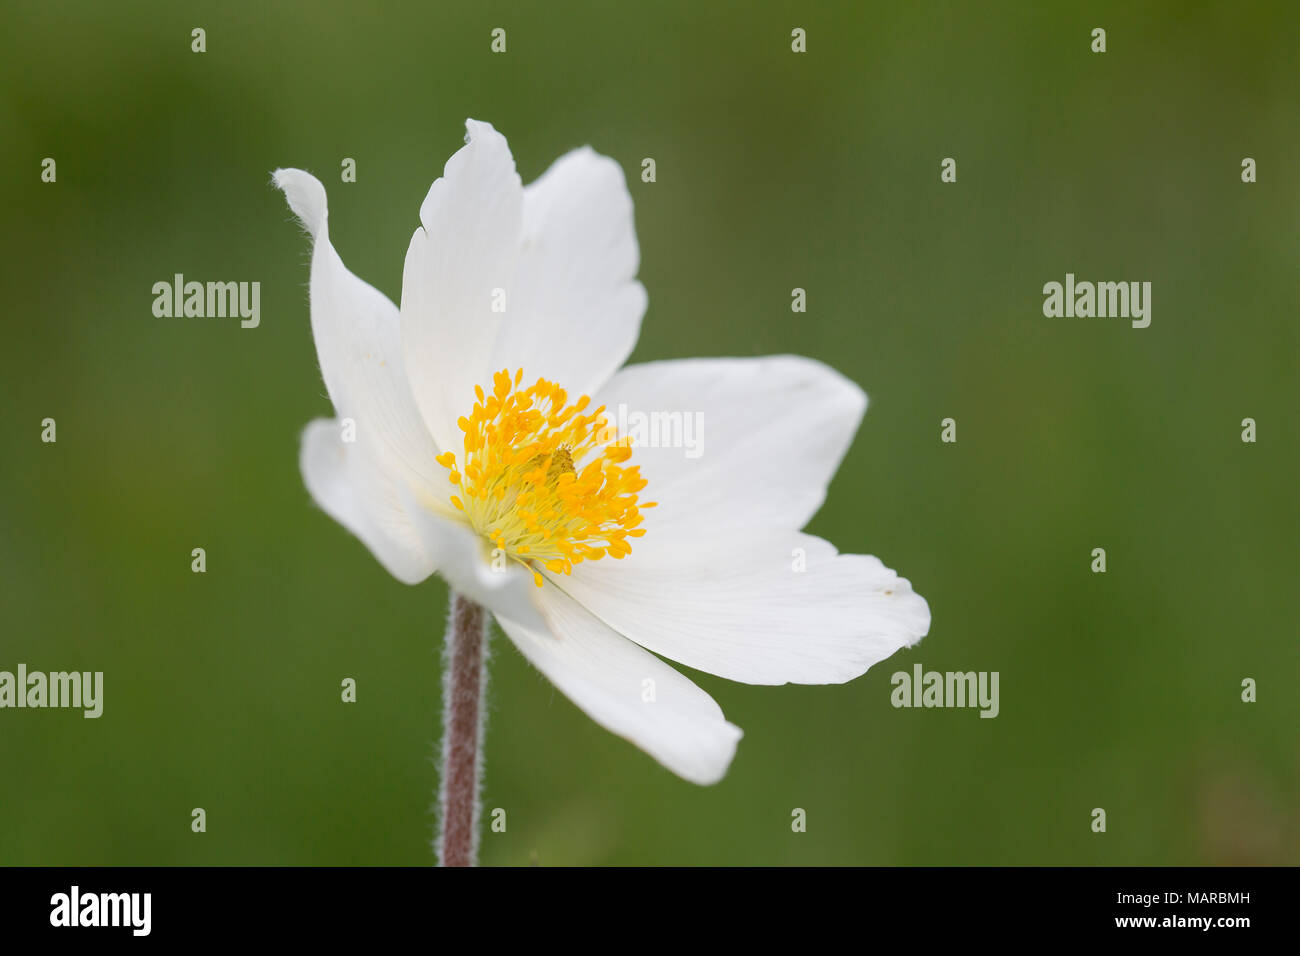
[436,369,654,587]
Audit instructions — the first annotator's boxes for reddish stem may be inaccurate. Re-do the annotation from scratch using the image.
[437,592,488,867]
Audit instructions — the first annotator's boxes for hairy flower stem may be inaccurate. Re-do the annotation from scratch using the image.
[437,592,489,867]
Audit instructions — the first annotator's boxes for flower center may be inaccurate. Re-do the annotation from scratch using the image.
[435,369,653,587]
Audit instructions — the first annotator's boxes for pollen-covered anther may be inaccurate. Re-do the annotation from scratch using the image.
[436,369,649,586]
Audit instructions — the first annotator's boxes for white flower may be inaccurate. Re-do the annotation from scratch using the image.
[274,119,930,785]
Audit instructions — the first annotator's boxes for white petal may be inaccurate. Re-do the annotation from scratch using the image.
[399,124,648,453]
[300,419,434,584]
[399,120,524,454]
[495,585,742,785]
[273,168,444,489]
[593,355,867,555]
[397,485,550,635]
[489,146,647,399]
[562,532,930,685]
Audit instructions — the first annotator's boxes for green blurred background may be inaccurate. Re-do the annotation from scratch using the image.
[2,0,1297,865]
